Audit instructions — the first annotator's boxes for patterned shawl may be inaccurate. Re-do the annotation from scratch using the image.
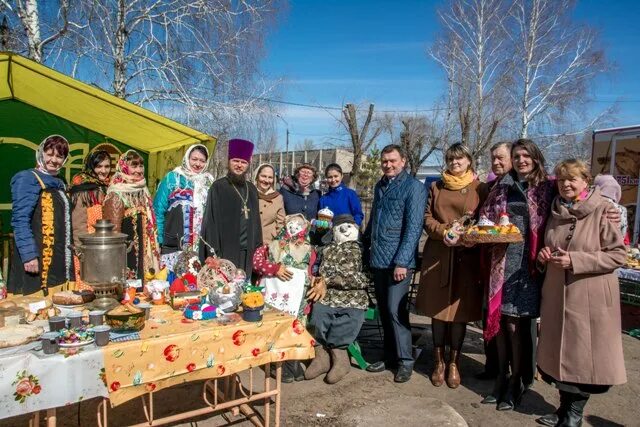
[480,172,556,341]
[106,150,159,272]
[70,150,110,206]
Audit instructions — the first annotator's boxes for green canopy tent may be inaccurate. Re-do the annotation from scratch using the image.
[0,52,216,234]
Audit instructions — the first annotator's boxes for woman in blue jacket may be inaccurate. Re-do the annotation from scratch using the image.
[9,135,74,296]
[319,163,364,227]
[153,144,214,272]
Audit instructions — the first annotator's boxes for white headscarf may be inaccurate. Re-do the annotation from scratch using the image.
[36,135,69,175]
[254,163,277,194]
[173,144,214,250]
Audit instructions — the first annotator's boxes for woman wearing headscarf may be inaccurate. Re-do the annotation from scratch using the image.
[9,135,74,296]
[153,144,214,272]
[69,150,112,289]
[254,163,285,244]
[103,150,160,280]
[416,143,487,389]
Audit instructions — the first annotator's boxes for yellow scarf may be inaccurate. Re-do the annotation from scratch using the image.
[441,169,474,191]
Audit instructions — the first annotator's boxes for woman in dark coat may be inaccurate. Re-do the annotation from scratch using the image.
[9,135,74,296]
[480,139,556,410]
[279,163,321,221]
[417,143,486,389]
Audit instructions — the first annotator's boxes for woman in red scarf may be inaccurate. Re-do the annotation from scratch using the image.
[103,150,159,280]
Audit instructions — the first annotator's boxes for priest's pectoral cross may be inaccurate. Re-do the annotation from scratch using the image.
[241,205,250,219]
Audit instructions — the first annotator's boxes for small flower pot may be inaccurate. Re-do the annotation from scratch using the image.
[242,304,264,322]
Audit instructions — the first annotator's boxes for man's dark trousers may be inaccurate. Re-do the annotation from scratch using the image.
[372,268,413,368]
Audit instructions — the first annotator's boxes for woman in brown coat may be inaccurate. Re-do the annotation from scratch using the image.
[536,159,626,427]
[416,143,486,389]
[255,164,285,244]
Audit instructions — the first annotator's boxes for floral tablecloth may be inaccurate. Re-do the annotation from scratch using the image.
[103,306,315,405]
[0,306,314,420]
[0,342,107,420]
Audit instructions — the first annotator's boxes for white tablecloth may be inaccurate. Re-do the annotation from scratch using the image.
[0,342,108,420]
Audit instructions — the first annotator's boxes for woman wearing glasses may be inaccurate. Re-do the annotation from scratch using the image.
[279,163,321,221]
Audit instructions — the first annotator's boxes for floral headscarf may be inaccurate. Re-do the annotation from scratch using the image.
[173,144,212,179]
[35,134,69,175]
[71,150,111,188]
[106,150,160,273]
[108,150,148,193]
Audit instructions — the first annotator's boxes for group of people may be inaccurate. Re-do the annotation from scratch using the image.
[8,134,628,427]
[367,140,627,427]
[9,136,364,289]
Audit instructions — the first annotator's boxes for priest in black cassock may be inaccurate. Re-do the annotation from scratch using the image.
[199,138,263,275]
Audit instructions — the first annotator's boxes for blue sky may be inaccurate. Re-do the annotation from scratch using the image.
[261,0,640,151]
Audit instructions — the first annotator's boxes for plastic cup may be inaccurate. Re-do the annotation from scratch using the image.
[93,325,111,347]
[41,332,60,354]
[137,303,151,320]
[48,316,66,332]
[67,311,83,329]
[89,310,105,326]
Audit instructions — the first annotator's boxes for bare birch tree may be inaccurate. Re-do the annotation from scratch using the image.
[508,0,607,138]
[0,0,75,63]
[430,0,513,162]
[341,103,384,189]
[1,0,284,140]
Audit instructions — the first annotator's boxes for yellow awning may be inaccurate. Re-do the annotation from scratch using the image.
[0,52,215,153]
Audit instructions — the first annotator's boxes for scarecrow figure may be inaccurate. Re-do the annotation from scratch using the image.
[305,214,369,384]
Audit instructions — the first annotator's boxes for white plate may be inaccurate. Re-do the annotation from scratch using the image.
[58,338,94,348]
[54,303,85,309]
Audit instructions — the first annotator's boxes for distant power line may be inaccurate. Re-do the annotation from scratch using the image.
[256,96,640,114]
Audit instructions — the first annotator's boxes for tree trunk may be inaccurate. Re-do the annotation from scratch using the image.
[22,0,42,62]
[113,0,127,98]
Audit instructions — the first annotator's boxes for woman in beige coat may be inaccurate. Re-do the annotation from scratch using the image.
[417,143,486,389]
[537,159,626,427]
[255,164,285,244]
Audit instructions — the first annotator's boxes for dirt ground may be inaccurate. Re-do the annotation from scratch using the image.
[3,313,639,427]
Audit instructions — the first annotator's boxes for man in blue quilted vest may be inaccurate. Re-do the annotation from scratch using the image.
[363,144,427,383]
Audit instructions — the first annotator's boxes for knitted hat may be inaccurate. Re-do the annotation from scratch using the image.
[228,139,254,162]
[594,174,621,203]
[333,214,356,227]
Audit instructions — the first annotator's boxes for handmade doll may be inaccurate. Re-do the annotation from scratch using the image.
[305,214,369,384]
[252,213,316,319]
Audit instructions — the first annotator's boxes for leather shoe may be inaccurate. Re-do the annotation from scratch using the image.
[394,366,413,383]
[536,413,559,426]
[366,361,387,373]
[480,395,498,405]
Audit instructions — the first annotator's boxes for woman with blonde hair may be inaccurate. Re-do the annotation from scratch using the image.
[254,163,285,244]
[417,142,487,389]
[536,159,626,426]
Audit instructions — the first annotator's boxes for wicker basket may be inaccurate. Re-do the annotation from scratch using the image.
[461,232,523,244]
